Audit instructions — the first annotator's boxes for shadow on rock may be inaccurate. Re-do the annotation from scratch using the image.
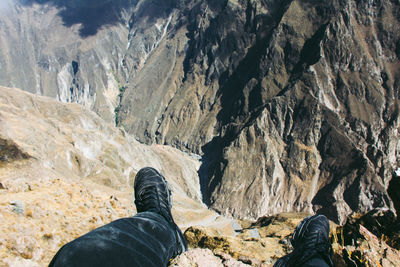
[17,0,178,37]
[332,208,400,266]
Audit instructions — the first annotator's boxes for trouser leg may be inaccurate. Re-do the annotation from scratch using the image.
[49,211,178,267]
[301,256,330,267]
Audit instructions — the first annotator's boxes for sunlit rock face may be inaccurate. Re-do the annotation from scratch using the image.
[121,0,399,224]
[0,86,203,200]
[191,0,400,224]
[1,0,400,224]
[120,0,400,224]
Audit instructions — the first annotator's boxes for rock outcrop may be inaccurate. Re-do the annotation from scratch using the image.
[184,213,310,266]
[170,248,251,267]
[1,0,399,224]
[332,209,400,267]
[183,211,400,267]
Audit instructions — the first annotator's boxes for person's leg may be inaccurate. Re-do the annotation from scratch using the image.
[301,257,330,267]
[49,167,187,267]
[49,212,177,266]
[273,214,334,267]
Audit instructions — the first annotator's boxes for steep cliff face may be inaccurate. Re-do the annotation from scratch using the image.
[120,0,400,223]
[195,0,400,224]
[1,0,399,224]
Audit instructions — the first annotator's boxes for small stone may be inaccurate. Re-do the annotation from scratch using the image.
[0,182,6,189]
[279,237,289,245]
[249,228,260,239]
[238,255,261,266]
[10,200,25,215]
[231,220,242,232]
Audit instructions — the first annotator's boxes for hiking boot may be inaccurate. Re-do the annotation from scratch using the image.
[134,167,187,256]
[274,214,334,267]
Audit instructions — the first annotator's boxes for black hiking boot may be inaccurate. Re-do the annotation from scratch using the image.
[134,167,187,257]
[274,214,334,267]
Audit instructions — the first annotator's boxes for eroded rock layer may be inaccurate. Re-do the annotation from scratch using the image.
[128,0,400,224]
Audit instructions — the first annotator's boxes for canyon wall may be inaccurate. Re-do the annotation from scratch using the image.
[1,0,399,224]
[120,0,400,224]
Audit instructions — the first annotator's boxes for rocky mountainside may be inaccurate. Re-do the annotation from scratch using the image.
[173,0,400,224]
[121,0,400,224]
[1,86,399,267]
[0,0,399,225]
[0,0,178,122]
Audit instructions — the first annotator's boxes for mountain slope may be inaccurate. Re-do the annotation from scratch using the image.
[0,0,399,224]
[0,86,247,266]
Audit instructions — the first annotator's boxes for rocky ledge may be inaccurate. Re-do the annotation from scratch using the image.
[178,211,400,267]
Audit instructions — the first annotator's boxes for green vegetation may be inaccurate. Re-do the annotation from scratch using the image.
[118,85,127,99]
[111,70,127,126]
[114,105,121,125]
[115,85,127,126]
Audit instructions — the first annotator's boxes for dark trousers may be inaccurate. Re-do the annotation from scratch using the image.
[49,211,331,267]
[302,257,330,267]
[49,212,178,267]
